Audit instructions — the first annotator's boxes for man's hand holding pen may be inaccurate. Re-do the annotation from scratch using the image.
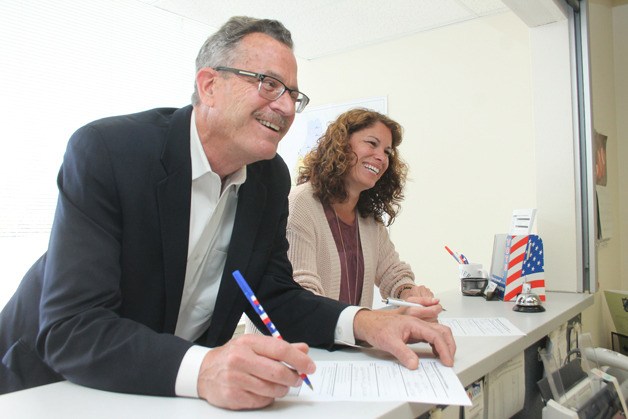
[197,335,315,410]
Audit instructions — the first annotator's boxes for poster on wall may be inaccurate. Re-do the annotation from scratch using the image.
[278,96,387,183]
[593,130,613,240]
[594,130,607,186]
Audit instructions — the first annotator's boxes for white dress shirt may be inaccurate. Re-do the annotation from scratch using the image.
[174,111,362,398]
[174,116,246,342]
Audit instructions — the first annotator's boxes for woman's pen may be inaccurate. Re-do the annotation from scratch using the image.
[382,297,425,308]
[232,270,314,390]
[382,297,446,311]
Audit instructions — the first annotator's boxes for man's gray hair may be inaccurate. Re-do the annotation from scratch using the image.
[191,16,294,105]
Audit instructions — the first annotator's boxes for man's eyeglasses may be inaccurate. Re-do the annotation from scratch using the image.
[214,66,310,113]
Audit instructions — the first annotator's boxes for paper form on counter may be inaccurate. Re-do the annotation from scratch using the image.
[283,360,471,406]
[439,318,524,336]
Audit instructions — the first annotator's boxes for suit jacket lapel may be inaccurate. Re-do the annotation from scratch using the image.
[157,106,193,333]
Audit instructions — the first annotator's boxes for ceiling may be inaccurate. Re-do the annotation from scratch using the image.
[135,0,510,60]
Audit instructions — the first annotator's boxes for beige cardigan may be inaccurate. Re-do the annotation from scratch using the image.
[245,182,415,334]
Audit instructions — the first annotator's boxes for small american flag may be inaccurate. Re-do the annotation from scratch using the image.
[504,235,545,301]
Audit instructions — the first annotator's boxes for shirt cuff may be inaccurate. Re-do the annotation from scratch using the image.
[175,345,211,398]
[334,305,368,347]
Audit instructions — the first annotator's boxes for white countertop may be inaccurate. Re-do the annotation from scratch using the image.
[0,289,593,419]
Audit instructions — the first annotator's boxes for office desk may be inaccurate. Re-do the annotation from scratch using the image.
[0,290,593,419]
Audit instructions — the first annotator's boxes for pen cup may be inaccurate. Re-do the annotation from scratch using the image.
[459,263,488,296]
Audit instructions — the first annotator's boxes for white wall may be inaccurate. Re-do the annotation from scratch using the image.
[297,12,540,294]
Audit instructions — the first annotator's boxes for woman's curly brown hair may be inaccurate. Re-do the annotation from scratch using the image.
[297,108,408,226]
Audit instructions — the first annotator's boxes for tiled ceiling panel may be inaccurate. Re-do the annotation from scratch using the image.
[143,0,509,59]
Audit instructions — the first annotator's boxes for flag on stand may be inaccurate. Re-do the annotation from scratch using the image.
[504,235,545,301]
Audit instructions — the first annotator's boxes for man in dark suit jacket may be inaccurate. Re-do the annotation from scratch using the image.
[0,16,455,410]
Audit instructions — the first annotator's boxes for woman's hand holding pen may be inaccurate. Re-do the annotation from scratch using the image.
[398,284,434,300]
[391,285,442,322]
[389,296,442,323]
[197,334,315,410]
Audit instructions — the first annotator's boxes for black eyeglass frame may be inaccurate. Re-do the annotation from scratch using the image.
[214,66,310,113]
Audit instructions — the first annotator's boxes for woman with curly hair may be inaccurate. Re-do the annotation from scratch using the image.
[285,108,441,319]
[246,108,441,334]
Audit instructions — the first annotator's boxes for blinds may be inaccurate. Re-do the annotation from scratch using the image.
[0,0,210,237]
[0,0,211,305]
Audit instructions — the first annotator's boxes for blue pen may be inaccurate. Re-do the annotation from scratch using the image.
[232,270,313,390]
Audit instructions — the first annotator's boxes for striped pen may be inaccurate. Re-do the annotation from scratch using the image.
[445,245,469,264]
[232,270,314,390]
[444,245,462,264]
